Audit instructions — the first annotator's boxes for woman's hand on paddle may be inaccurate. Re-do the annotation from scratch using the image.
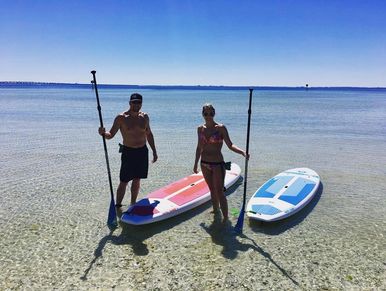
[243,151,250,160]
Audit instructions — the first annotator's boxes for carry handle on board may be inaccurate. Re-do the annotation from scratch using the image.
[91,70,117,229]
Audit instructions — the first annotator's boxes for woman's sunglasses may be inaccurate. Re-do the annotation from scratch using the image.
[203,112,214,117]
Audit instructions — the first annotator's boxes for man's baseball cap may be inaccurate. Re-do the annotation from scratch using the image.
[130,93,142,102]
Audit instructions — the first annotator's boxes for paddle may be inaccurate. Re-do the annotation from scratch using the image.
[235,88,253,234]
[91,70,118,229]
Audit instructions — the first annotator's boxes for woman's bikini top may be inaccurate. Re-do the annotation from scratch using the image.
[200,126,223,144]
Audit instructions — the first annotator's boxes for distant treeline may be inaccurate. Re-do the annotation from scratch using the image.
[0,81,385,91]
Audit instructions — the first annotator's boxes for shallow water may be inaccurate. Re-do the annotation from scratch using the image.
[0,87,385,289]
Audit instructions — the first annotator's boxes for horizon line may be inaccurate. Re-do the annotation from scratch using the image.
[0,81,385,90]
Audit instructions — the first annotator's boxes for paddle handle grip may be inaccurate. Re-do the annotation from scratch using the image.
[91,70,104,129]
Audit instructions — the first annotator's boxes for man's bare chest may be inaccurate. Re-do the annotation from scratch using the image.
[122,116,146,131]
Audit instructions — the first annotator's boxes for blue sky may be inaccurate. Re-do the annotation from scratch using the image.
[1,0,386,86]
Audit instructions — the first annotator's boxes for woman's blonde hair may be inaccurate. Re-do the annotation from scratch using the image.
[202,103,215,115]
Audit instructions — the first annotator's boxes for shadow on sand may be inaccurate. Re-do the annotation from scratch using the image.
[248,182,324,235]
[196,181,323,287]
[82,181,322,283]
[200,220,299,286]
[82,178,243,280]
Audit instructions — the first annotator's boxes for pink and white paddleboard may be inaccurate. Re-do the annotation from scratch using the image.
[121,163,241,225]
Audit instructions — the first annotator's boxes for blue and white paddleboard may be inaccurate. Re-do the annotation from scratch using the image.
[246,168,320,222]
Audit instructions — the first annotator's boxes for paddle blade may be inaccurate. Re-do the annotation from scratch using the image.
[107,199,118,229]
[234,209,245,234]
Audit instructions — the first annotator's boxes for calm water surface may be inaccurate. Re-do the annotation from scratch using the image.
[0,87,385,289]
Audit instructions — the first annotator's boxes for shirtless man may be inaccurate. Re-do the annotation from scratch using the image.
[98,93,157,207]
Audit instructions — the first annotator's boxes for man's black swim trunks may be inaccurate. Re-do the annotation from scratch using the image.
[119,144,148,182]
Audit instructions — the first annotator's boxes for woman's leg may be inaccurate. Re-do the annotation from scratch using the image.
[201,164,220,212]
[212,165,227,222]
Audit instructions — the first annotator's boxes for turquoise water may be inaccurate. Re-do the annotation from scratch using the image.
[0,87,385,289]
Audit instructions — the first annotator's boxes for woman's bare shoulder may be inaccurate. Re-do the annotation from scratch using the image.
[216,123,226,129]
[197,125,205,133]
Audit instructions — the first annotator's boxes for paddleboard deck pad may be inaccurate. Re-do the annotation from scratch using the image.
[246,168,320,222]
[121,163,241,225]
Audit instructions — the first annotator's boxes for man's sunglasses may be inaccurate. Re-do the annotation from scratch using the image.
[131,100,142,104]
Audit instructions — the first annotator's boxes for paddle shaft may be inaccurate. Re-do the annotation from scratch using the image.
[235,88,253,233]
[91,71,115,204]
[241,88,253,211]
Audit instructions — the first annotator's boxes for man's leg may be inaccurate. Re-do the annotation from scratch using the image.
[131,178,141,205]
[116,181,128,207]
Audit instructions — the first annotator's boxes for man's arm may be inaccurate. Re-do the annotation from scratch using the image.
[98,115,121,139]
[145,115,158,163]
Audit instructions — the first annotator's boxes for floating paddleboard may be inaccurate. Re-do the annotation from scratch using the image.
[121,163,241,225]
[246,168,320,222]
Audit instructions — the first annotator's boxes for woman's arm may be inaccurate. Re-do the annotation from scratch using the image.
[193,127,203,173]
[222,125,249,158]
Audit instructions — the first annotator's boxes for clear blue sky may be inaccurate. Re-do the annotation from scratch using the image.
[1,0,386,86]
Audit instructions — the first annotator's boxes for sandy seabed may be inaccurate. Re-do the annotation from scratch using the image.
[1,86,386,290]
[1,176,385,290]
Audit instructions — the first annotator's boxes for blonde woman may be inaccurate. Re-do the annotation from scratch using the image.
[193,103,249,223]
